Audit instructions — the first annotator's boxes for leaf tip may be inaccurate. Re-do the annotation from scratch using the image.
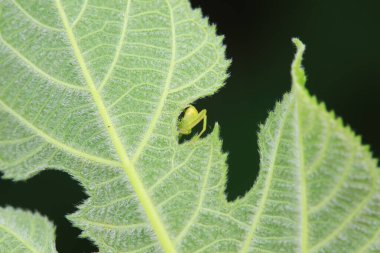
[291,38,307,88]
[212,122,221,137]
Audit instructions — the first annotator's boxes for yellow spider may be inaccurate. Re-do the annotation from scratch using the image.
[178,105,207,141]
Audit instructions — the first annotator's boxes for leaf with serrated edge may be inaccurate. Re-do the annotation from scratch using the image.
[0,207,57,253]
[0,0,379,252]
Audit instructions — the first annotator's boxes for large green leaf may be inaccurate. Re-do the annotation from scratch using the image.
[0,207,57,253]
[0,0,379,252]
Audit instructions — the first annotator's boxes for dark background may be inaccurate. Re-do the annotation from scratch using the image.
[1,1,380,252]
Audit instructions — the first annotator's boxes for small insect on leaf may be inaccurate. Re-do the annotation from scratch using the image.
[178,105,208,140]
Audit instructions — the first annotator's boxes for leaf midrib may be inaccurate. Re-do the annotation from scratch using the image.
[292,43,309,253]
[54,1,177,252]
[294,86,309,252]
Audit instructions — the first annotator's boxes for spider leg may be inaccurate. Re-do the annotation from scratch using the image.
[199,114,207,137]
[194,112,207,141]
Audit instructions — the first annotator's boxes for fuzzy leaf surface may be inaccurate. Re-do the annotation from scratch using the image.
[0,0,379,252]
[0,207,57,253]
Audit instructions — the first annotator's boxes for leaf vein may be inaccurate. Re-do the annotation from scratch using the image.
[0,224,39,253]
[309,145,357,214]
[310,173,376,252]
[55,1,177,251]
[175,143,214,243]
[132,0,178,163]
[99,1,132,91]
[238,96,294,253]
[10,0,63,32]
[71,0,88,28]
[0,34,87,91]
[0,99,120,167]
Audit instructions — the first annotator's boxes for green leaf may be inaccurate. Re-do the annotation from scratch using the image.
[0,1,379,253]
[235,39,380,253]
[0,207,57,253]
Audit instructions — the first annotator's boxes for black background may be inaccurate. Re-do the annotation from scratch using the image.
[1,1,380,252]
